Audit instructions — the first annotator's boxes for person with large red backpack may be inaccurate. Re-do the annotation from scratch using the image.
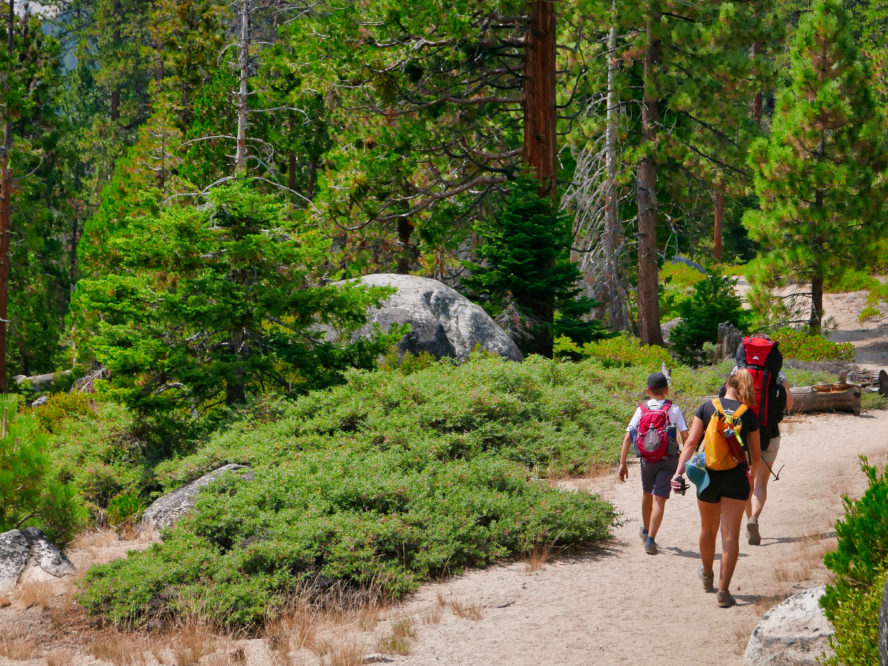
[618,372,690,555]
[732,334,794,545]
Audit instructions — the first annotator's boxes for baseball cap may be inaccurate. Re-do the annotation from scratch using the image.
[647,372,668,390]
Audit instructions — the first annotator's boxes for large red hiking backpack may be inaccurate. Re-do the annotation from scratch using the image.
[736,335,785,429]
[636,401,674,463]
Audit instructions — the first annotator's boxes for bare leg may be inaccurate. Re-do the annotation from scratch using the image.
[649,495,667,539]
[698,500,720,578]
[641,492,653,532]
[718,497,747,592]
[749,459,772,520]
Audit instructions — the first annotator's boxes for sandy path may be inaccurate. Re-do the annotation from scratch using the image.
[377,411,888,665]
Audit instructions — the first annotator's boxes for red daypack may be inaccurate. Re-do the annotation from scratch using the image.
[636,401,673,463]
[737,335,784,428]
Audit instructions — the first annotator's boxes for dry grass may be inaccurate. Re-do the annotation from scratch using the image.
[13,579,56,609]
[265,607,318,665]
[313,636,367,665]
[45,648,77,666]
[356,605,380,632]
[376,618,415,656]
[88,631,149,665]
[449,599,483,621]
[0,630,37,661]
[421,603,442,625]
[169,622,218,666]
[524,544,551,573]
[204,646,248,665]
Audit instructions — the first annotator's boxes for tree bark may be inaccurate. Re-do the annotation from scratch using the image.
[788,385,860,414]
[234,0,249,174]
[0,0,13,393]
[522,0,556,201]
[713,177,724,262]
[396,218,413,274]
[602,13,630,332]
[636,4,663,346]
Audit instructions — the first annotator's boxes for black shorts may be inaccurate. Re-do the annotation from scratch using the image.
[697,465,750,503]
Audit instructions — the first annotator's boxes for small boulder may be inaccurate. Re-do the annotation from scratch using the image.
[141,464,251,532]
[744,586,834,665]
[343,274,522,362]
[0,527,75,593]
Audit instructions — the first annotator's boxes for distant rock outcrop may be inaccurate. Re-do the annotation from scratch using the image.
[141,464,251,533]
[0,527,75,593]
[744,586,834,665]
[343,274,523,362]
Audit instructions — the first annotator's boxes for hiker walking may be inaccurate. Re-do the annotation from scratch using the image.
[732,334,794,545]
[672,369,761,608]
[618,372,690,555]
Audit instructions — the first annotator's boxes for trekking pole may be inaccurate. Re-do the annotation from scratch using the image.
[762,458,783,481]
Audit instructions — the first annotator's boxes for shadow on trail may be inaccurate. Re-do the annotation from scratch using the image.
[755,531,836,547]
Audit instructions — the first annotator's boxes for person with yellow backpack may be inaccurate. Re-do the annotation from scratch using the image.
[671,369,761,608]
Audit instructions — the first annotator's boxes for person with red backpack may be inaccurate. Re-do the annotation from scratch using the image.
[732,334,794,545]
[618,372,690,555]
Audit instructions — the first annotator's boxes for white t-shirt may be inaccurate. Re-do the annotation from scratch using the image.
[626,398,689,433]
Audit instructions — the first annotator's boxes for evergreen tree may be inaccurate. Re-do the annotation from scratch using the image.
[743,0,888,330]
[69,180,398,414]
[462,178,605,357]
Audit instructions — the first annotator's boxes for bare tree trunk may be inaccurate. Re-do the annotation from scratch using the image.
[0,0,13,393]
[111,1,120,122]
[235,0,249,174]
[713,176,724,262]
[520,0,558,356]
[636,4,663,346]
[396,218,413,274]
[522,0,556,201]
[603,14,630,331]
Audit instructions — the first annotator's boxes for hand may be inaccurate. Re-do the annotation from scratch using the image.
[670,474,684,492]
[618,463,628,482]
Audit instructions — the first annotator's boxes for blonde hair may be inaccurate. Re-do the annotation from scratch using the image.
[727,368,755,406]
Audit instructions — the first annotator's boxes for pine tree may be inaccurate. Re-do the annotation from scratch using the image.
[743,0,888,330]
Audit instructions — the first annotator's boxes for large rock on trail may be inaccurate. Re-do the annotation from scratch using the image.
[141,464,251,532]
[346,274,523,362]
[744,586,834,665]
[0,527,75,593]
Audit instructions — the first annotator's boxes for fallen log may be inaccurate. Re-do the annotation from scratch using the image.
[788,385,861,415]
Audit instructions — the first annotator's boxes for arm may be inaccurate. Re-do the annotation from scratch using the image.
[618,431,633,482]
[673,415,704,480]
[747,428,761,482]
[783,381,794,411]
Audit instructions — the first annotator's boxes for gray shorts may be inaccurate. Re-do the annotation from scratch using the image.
[641,454,679,498]
[761,436,780,465]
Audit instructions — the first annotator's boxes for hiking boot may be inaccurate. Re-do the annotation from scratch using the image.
[698,566,715,592]
[717,590,736,608]
[644,536,658,555]
[639,527,649,542]
[747,519,761,546]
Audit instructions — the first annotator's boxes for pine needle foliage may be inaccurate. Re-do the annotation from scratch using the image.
[743,0,888,330]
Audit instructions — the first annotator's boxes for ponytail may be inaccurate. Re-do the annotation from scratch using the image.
[727,368,755,407]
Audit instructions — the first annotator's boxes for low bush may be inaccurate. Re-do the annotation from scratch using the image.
[554,333,673,368]
[821,459,888,665]
[824,269,880,293]
[0,396,86,544]
[770,329,855,362]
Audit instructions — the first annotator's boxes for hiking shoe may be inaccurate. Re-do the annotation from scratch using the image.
[644,536,658,555]
[640,527,649,542]
[717,590,736,608]
[747,520,761,546]
[698,566,715,592]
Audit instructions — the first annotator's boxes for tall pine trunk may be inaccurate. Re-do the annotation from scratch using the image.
[603,13,630,331]
[713,176,724,262]
[636,4,663,346]
[235,0,249,174]
[521,0,557,356]
[0,0,13,393]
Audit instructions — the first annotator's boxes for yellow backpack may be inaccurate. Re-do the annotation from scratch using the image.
[703,398,749,471]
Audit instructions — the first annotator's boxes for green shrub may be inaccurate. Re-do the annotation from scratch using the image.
[824,269,880,293]
[669,272,747,366]
[658,261,706,322]
[861,393,888,411]
[858,305,881,322]
[771,328,855,362]
[554,333,673,368]
[106,493,144,527]
[0,395,86,544]
[821,459,888,664]
[28,392,97,434]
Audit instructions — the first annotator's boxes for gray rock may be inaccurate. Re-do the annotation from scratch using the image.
[744,586,834,665]
[141,464,250,532]
[660,317,682,344]
[0,527,75,593]
[880,576,888,666]
[343,274,523,362]
[671,255,706,274]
